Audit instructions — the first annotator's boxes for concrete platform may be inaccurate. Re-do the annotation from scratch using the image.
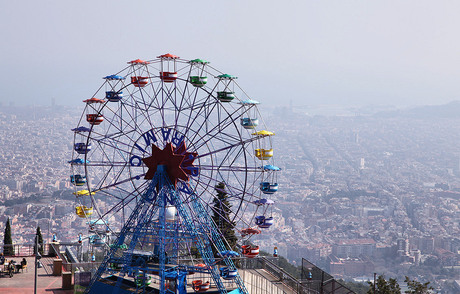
[0,256,73,294]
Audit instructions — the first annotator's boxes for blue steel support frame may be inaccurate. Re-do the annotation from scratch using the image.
[86,165,249,294]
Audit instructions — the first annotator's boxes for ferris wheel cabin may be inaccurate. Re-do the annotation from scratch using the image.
[103,74,125,81]
[89,235,105,247]
[70,174,86,186]
[128,59,150,65]
[215,74,237,102]
[189,76,207,87]
[220,267,238,280]
[192,280,211,292]
[84,98,105,125]
[75,205,93,218]
[260,182,279,194]
[131,76,149,87]
[188,58,209,87]
[86,114,104,125]
[217,91,235,102]
[105,91,123,102]
[255,215,274,228]
[241,118,259,129]
[158,53,180,83]
[242,245,260,258]
[68,158,89,165]
[160,71,178,82]
[73,190,95,197]
[255,148,273,160]
[241,227,261,237]
[74,142,92,155]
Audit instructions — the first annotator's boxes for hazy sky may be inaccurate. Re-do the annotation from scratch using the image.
[1,0,459,108]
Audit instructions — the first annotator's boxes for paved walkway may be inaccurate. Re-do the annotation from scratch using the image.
[0,257,73,294]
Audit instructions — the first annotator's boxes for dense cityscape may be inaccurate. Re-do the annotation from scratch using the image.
[0,102,459,292]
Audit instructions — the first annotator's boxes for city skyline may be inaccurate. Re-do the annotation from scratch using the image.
[0,104,459,291]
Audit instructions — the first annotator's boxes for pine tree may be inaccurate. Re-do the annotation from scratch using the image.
[404,276,433,294]
[34,226,44,255]
[367,275,401,294]
[3,218,14,256]
[212,182,238,253]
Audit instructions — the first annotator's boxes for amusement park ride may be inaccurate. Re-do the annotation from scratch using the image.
[68,54,281,293]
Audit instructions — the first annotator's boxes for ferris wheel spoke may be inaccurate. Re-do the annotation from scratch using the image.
[144,83,162,111]
[188,101,220,144]
[100,102,144,141]
[93,164,116,191]
[90,139,127,166]
[162,86,185,121]
[119,87,154,129]
[191,174,246,204]
[189,109,249,152]
[97,190,138,220]
[195,136,260,160]
[94,170,145,193]
[189,174,255,225]
[121,96,153,131]
[172,82,188,130]
[180,85,216,139]
[86,161,131,167]
[206,167,262,205]
[198,164,260,173]
[97,178,151,220]
[136,77,159,128]
[90,129,131,154]
[89,133,133,152]
[164,84,182,112]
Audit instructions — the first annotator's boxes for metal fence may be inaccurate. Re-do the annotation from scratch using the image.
[1,243,53,257]
[2,243,355,294]
[240,256,356,294]
[301,258,355,294]
[241,257,320,294]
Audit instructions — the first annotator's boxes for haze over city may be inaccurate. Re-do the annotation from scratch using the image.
[1,1,460,293]
[1,0,460,107]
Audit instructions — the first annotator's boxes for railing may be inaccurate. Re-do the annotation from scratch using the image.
[47,243,102,273]
[301,258,355,294]
[1,243,53,257]
[240,256,355,294]
[240,257,320,294]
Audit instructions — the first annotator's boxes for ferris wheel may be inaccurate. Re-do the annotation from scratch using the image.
[69,54,280,293]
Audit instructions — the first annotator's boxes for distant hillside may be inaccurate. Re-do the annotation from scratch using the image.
[374,101,460,119]
[0,105,79,120]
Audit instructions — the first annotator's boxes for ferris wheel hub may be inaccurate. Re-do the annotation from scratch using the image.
[142,142,197,186]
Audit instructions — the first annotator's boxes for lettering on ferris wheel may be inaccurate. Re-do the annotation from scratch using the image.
[129,127,188,164]
[178,181,192,194]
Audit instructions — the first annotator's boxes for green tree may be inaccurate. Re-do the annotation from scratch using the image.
[212,182,238,253]
[404,276,433,294]
[34,226,44,255]
[3,218,14,256]
[367,275,401,294]
[338,280,368,294]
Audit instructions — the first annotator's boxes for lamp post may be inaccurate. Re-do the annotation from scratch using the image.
[34,234,42,294]
[373,272,376,294]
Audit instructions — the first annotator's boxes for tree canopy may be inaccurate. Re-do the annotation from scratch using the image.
[3,218,14,256]
[212,182,238,252]
[404,276,433,294]
[367,275,433,294]
[35,226,44,255]
[367,275,401,294]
